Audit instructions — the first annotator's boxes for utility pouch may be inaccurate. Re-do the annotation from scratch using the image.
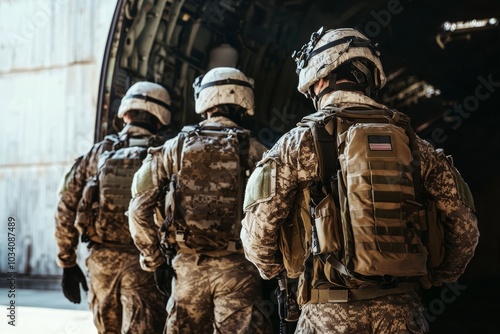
[313,194,342,255]
[310,256,336,289]
[279,181,312,278]
[423,199,445,269]
[296,271,310,306]
[75,177,101,243]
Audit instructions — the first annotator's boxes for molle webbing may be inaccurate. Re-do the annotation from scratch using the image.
[99,147,148,210]
[95,138,149,245]
[174,125,250,253]
[100,158,144,207]
[297,107,428,291]
[340,122,426,277]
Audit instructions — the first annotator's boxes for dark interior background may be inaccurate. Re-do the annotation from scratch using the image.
[97,1,500,332]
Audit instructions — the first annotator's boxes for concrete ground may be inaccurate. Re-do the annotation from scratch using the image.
[1,275,499,333]
[0,287,97,334]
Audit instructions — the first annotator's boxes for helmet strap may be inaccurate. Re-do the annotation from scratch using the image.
[312,70,374,109]
[351,60,376,98]
[318,73,337,98]
[209,105,244,124]
[129,121,157,134]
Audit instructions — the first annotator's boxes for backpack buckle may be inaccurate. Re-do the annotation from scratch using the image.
[380,276,398,289]
[175,231,185,242]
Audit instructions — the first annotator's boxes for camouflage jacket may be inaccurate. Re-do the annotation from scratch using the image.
[54,125,160,268]
[129,116,268,272]
[241,91,480,285]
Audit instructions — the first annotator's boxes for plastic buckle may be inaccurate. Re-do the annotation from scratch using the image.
[175,231,185,242]
[380,276,398,289]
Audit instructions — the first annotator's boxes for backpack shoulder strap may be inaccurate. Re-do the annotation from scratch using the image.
[97,135,122,170]
[388,108,423,201]
[102,134,121,150]
[298,110,337,195]
[236,128,251,173]
[173,127,192,175]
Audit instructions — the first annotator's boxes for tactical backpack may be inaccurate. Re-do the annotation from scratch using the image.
[76,135,162,245]
[279,106,448,292]
[166,124,251,254]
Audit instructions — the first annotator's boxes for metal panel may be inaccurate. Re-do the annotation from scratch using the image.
[0,0,117,275]
[0,0,110,73]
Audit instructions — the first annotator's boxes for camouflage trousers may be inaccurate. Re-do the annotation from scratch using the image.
[295,292,429,334]
[164,252,273,334]
[86,247,167,334]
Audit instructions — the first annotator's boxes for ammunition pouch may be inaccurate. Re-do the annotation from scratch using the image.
[75,177,102,244]
[279,181,312,279]
[312,193,342,255]
[422,198,446,270]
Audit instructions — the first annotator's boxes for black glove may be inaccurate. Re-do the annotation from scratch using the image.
[62,265,89,304]
[154,262,175,298]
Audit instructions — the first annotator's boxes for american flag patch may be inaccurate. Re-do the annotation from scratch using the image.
[368,135,392,151]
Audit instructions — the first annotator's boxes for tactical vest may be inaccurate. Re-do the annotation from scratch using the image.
[170,124,250,254]
[76,134,162,246]
[280,106,448,297]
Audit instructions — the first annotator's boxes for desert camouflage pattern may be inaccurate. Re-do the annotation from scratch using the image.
[295,292,428,334]
[86,247,167,334]
[96,144,149,245]
[416,139,479,284]
[241,91,479,332]
[128,116,271,333]
[174,125,249,252]
[164,253,273,334]
[54,125,168,332]
[55,125,157,267]
[129,116,268,271]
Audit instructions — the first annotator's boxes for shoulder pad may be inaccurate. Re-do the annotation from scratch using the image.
[298,110,336,127]
[57,156,83,195]
[131,160,155,197]
[244,158,277,209]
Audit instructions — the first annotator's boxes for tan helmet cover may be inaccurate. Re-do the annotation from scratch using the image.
[118,81,172,125]
[294,28,386,97]
[193,67,255,116]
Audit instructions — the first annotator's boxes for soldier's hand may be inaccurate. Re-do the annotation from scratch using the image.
[419,271,442,289]
[62,265,89,304]
[154,262,175,298]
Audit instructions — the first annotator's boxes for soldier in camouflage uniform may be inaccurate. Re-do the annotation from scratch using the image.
[55,82,174,334]
[128,67,273,334]
[241,28,480,333]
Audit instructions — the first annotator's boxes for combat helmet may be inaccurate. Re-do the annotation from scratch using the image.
[292,27,386,108]
[193,67,255,116]
[118,81,172,125]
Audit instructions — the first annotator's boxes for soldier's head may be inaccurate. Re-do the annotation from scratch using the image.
[118,81,172,133]
[193,67,255,123]
[292,27,386,109]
